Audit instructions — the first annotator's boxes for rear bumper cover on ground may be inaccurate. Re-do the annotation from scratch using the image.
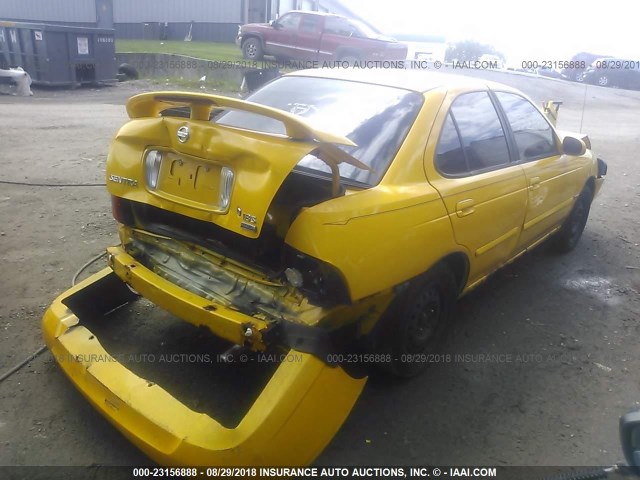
[42,267,366,466]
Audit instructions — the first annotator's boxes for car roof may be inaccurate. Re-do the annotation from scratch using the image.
[287,68,517,94]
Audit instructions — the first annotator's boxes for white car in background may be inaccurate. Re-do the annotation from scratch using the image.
[0,67,33,96]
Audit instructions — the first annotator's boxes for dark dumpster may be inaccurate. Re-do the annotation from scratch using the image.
[0,20,117,86]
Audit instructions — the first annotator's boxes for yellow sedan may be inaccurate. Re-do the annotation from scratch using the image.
[43,68,606,466]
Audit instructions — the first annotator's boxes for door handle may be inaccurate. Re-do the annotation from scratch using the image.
[528,176,541,190]
[455,199,475,217]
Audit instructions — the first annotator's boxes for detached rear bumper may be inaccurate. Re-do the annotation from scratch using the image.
[42,267,366,466]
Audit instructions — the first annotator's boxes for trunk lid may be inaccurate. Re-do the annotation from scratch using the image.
[109,92,367,238]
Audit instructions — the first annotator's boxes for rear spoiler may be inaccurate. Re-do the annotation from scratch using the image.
[126,92,371,195]
[127,91,357,147]
[543,101,594,152]
[542,100,563,127]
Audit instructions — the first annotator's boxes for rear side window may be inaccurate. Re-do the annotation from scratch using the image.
[436,91,510,175]
[495,92,558,161]
[324,17,354,36]
[435,113,467,175]
[301,16,321,33]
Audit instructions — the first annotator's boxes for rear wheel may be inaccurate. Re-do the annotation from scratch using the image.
[373,265,457,377]
[552,186,592,253]
[242,38,264,60]
[597,75,610,87]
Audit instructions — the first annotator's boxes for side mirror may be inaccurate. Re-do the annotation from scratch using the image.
[270,20,281,29]
[620,411,640,471]
[562,136,586,156]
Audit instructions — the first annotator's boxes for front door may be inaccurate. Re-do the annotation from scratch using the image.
[265,13,302,59]
[290,14,323,60]
[492,92,585,248]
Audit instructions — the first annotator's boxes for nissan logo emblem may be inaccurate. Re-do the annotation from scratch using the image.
[177,126,190,143]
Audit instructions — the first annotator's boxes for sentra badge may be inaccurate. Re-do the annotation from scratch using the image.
[109,174,138,187]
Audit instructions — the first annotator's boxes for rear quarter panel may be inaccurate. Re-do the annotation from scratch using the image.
[285,91,466,301]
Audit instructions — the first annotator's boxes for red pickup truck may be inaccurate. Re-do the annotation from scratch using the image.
[237,11,407,64]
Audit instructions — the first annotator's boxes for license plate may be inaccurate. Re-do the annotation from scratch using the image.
[158,153,221,206]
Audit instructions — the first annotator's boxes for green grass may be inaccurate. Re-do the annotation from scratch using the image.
[116,40,245,62]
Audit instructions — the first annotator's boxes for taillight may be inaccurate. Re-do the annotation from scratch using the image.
[284,248,351,307]
[144,150,163,190]
[219,166,234,209]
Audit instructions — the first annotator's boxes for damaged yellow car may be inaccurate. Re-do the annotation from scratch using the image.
[42,69,607,466]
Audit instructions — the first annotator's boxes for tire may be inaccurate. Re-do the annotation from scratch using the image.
[575,71,585,82]
[597,75,610,87]
[242,38,264,60]
[118,63,139,80]
[552,186,593,253]
[372,265,457,377]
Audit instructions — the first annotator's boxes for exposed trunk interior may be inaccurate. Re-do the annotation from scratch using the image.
[115,168,340,276]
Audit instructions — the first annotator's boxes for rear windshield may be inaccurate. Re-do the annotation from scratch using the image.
[215,76,423,186]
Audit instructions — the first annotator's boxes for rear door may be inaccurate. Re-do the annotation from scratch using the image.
[493,91,583,248]
[426,91,528,285]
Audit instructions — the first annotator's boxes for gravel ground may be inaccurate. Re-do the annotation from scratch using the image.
[0,73,639,476]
